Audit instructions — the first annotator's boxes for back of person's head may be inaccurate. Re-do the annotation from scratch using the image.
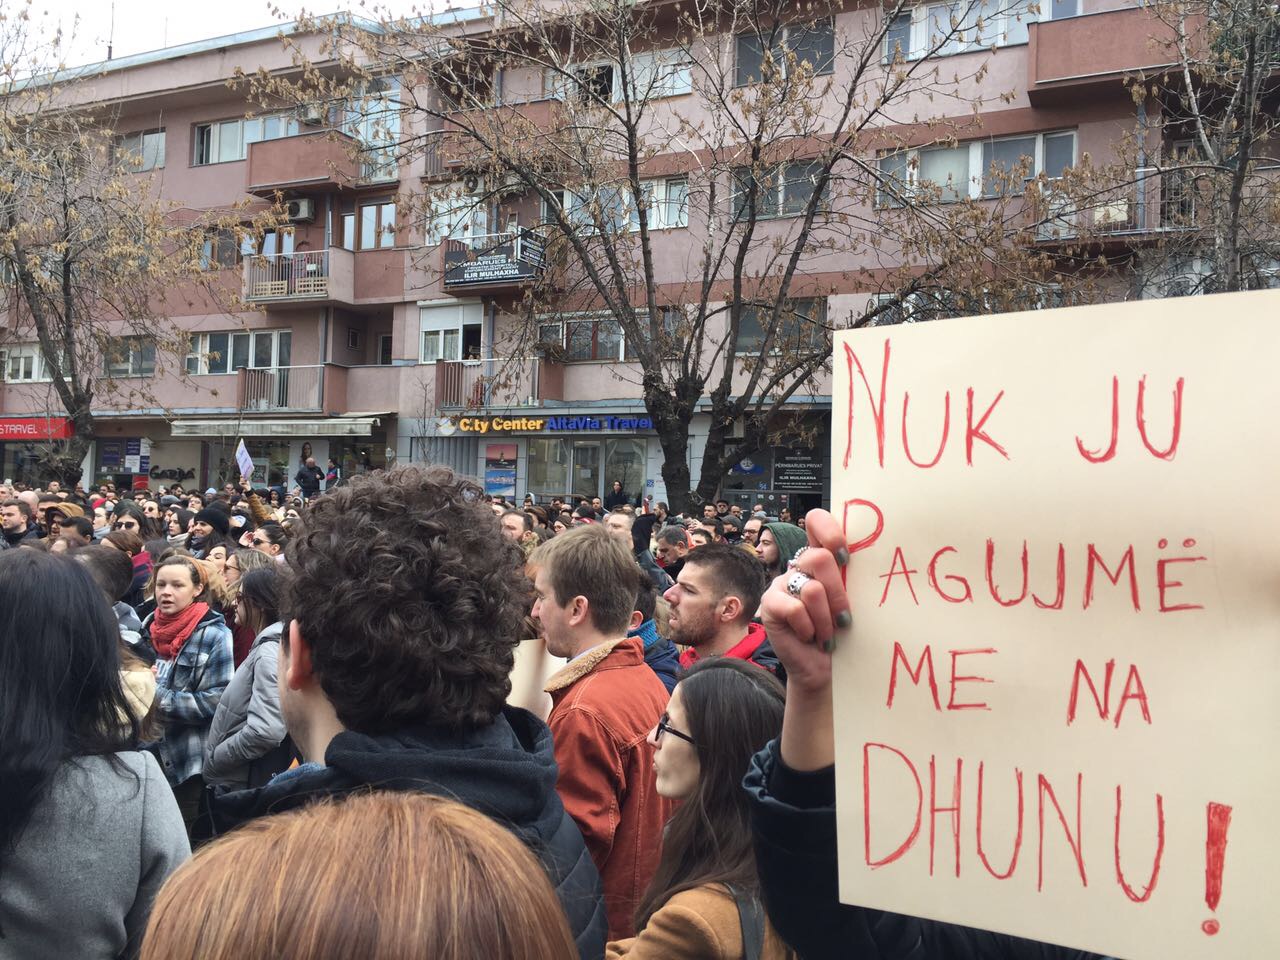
[0,551,137,860]
[238,567,280,636]
[282,466,529,733]
[233,547,275,580]
[681,542,767,625]
[701,515,724,539]
[104,529,145,557]
[656,525,688,549]
[257,523,289,550]
[634,569,657,624]
[636,658,785,929]
[140,792,578,960]
[75,545,135,603]
[530,524,639,637]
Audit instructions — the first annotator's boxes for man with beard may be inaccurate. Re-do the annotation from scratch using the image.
[663,542,782,675]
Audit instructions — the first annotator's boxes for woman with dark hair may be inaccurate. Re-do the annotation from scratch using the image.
[607,658,793,960]
[251,522,288,559]
[115,499,162,541]
[141,555,234,834]
[104,528,153,610]
[204,567,292,791]
[0,550,189,957]
[167,507,194,546]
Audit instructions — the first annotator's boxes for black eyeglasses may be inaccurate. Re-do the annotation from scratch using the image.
[113,520,139,530]
[654,714,696,747]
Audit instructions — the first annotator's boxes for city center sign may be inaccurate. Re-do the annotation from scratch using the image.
[439,414,654,435]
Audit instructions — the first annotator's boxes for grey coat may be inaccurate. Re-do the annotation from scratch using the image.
[0,752,189,960]
[203,621,287,789]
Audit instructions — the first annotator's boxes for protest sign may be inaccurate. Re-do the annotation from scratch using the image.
[830,290,1280,958]
[235,439,254,483]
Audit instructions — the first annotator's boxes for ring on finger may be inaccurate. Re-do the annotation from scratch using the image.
[785,570,812,598]
[788,545,811,569]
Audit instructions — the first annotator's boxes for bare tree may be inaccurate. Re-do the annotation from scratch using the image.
[252,0,1087,511]
[0,8,262,485]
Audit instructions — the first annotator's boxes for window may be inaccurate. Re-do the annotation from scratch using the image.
[735,299,828,352]
[186,330,286,373]
[629,177,689,231]
[878,130,1076,204]
[193,112,300,165]
[0,344,50,382]
[883,0,1033,62]
[426,190,489,245]
[103,337,156,378]
[420,301,483,363]
[359,201,397,250]
[735,20,835,86]
[1047,0,1080,20]
[733,161,827,219]
[114,129,165,171]
[537,314,627,362]
[343,76,401,181]
[542,186,631,235]
[547,49,692,103]
[199,229,240,270]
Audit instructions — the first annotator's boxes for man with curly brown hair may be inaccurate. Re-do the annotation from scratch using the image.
[211,466,607,960]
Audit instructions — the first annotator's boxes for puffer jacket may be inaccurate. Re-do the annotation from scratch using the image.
[212,706,607,960]
[203,622,289,790]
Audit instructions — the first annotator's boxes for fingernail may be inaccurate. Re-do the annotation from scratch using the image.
[835,610,852,629]
[835,547,849,566]
[822,637,836,654]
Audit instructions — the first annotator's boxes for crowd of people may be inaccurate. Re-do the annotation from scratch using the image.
[0,467,1105,960]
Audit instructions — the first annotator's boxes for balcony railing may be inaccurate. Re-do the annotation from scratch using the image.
[238,365,324,412]
[1034,167,1207,242]
[245,251,331,301]
[435,357,563,409]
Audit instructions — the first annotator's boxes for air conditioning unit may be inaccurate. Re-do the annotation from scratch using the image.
[462,172,483,194]
[286,199,315,222]
[299,103,326,125]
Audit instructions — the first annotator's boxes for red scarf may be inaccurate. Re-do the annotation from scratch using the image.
[151,602,210,660]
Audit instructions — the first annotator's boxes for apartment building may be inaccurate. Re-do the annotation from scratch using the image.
[0,1,1188,505]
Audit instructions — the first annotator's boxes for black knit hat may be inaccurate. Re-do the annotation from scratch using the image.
[193,507,230,536]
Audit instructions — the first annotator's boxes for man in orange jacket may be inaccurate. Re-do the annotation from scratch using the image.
[532,525,673,941]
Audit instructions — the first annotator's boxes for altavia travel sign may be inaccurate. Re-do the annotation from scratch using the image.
[439,415,654,435]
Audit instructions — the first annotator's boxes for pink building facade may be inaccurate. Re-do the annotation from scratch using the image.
[0,2,1173,505]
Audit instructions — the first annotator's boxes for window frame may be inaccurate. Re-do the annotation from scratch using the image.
[103,337,157,379]
[547,48,694,103]
[732,160,828,220]
[359,200,398,250]
[420,302,482,364]
[883,1,1034,63]
[877,129,1077,206]
[536,313,628,363]
[734,19,836,87]
[192,111,302,166]
[0,343,51,383]
[733,298,829,354]
[114,128,166,172]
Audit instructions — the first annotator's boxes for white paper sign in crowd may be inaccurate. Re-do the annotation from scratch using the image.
[830,290,1280,959]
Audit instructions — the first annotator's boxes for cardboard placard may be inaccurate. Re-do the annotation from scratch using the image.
[830,291,1280,959]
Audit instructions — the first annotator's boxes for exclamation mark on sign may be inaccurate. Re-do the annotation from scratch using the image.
[1202,802,1233,936]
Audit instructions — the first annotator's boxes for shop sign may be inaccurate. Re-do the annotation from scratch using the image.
[443,230,545,288]
[773,448,824,492]
[0,417,73,440]
[449,415,654,434]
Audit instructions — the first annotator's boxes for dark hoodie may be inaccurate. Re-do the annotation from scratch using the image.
[211,706,608,960]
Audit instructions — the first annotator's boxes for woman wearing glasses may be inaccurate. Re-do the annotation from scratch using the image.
[223,549,276,666]
[607,658,794,960]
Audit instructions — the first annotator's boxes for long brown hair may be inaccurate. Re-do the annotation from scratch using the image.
[634,658,786,930]
[140,791,579,960]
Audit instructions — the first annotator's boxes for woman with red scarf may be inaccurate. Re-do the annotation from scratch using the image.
[141,555,233,835]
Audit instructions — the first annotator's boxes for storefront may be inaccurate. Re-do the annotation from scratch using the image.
[720,414,830,515]
[417,412,659,504]
[0,417,74,486]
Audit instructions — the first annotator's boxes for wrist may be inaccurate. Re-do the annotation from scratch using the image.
[779,683,835,772]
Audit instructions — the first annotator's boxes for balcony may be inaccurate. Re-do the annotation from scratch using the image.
[442,230,547,294]
[435,357,564,410]
[1032,167,1202,245]
[435,98,568,173]
[1026,8,1185,105]
[237,365,325,413]
[246,130,361,196]
[243,249,354,306]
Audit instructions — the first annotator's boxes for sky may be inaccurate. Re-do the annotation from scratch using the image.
[31,0,451,69]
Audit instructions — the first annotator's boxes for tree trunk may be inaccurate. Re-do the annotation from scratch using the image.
[42,414,94,487]
[655,420,692,515]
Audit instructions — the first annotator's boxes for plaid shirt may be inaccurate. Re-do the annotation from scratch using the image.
[148,609,234,786]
